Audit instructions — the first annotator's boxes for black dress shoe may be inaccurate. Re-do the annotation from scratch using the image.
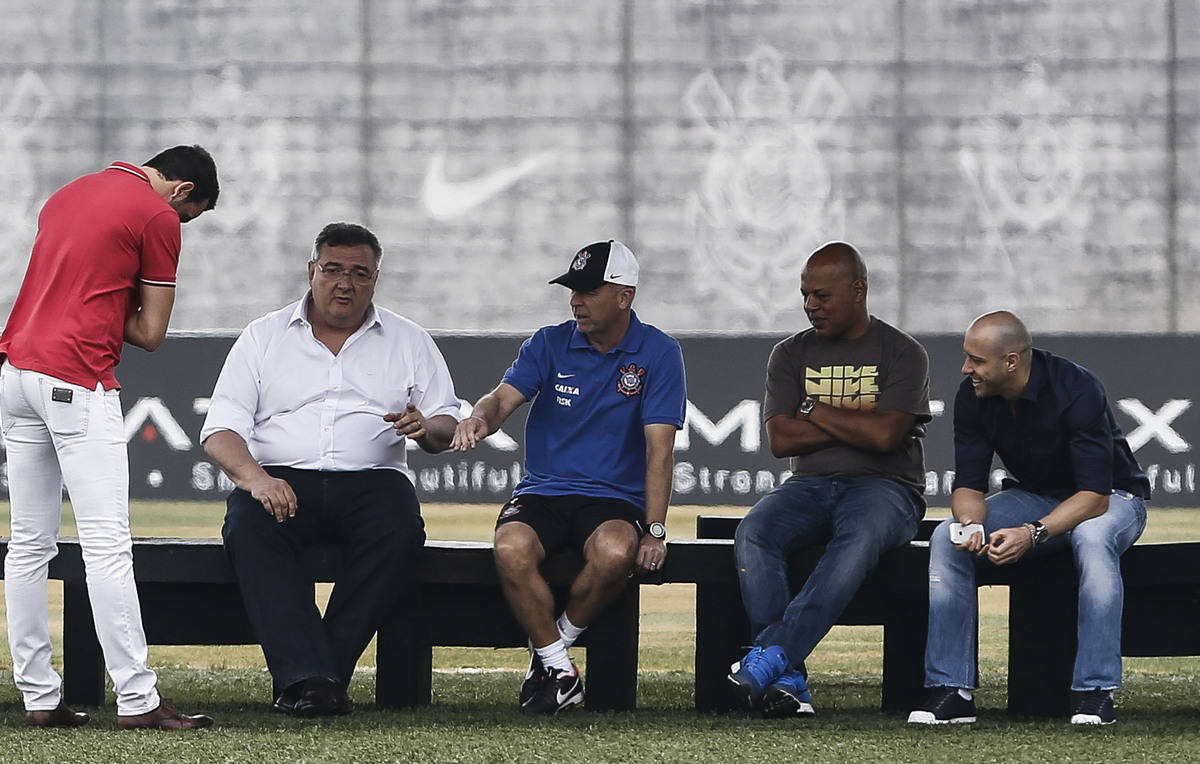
[273,681,305,714]
[277,677,351,717]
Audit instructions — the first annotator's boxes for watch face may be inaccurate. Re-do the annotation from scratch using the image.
[648,522,666,539]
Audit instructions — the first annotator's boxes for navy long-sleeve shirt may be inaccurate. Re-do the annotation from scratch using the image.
[952,349,1150,501]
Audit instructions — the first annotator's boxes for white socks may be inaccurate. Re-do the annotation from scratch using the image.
[528,613,587,674]
[958,689,974,701]
[534,640,573,673]
[556,612,586,648]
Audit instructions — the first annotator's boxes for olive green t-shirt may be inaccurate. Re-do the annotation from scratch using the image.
[763,316,931,498]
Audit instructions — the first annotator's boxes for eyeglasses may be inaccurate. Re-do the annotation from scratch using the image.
[313,261,377,286]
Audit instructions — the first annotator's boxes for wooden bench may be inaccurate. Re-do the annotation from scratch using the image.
[691,515,1200,716]
[4,529,1196,717]
[0,537,639,711]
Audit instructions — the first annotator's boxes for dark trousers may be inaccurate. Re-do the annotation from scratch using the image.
[222,466,424,693]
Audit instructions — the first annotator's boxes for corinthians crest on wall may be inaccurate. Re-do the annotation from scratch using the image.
[0,71,54,317]
[957,62,1087,304]
[684,44,849,328]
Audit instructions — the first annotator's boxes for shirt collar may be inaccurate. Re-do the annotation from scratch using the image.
[1017,348,1049,402]
[289,291,383,332]
[568,310,645,353]
[106,162,150,183]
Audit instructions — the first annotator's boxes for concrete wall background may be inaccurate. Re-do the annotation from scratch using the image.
[0,0,1195,335]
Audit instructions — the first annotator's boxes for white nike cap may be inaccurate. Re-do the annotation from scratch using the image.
[549,240,639,291]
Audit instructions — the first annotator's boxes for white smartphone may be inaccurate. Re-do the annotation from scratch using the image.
[949,522,985,544]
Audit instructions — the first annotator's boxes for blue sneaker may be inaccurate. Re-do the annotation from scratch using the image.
[762,669,815,717]
[728,645,788,710]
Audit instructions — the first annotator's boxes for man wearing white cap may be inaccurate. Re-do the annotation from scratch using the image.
[452,240,687,715]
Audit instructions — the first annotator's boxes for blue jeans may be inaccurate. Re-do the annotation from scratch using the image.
[924,488,1147,691]
[734,476,923,668]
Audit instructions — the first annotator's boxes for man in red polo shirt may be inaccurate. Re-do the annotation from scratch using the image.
[0,145,219,730]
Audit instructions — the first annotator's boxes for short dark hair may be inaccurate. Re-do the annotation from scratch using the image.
[311,222,383,264]
[144,145,219,210]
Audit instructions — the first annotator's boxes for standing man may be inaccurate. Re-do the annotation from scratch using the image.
[201,222,460,717]
[452,240,686,715]
[1,146,219,729]
[729,241,931,717]
[909,311,1149,726]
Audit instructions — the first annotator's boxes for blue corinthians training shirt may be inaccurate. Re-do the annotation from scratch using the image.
[501,311,687,509]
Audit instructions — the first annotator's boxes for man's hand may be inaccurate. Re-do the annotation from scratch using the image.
[245,473,298,523]
[451,416,489,451]
[634,534,667,575]
[953,524,988,554]
[384,403,428,441]
[985,526,1033,565]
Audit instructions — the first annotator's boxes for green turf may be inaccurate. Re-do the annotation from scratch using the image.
[0,670,1197,763]
[0,503,1198,761]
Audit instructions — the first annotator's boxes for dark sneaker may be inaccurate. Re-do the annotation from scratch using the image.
[520,664,584,715]
[762,669,815,718]
[520,650,548,706]
[727,645,788,710]
[1070,689,1116,726]
[907,686,977,725]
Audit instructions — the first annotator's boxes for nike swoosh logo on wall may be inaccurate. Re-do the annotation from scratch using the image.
[421,149,557,221]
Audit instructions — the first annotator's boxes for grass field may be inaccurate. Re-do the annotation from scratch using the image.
[1,502,1198,762]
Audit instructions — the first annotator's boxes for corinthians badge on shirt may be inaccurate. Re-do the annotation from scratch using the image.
[617,363,646,398]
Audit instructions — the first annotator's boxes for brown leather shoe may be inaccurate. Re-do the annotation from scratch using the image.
[26,701,90,727]
[117,698,214,730]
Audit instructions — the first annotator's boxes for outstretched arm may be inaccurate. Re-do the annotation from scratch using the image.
[451,382,529,451]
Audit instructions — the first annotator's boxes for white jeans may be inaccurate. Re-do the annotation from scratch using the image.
[1,362,159,714]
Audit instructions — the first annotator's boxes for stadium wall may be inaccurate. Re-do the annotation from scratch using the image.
[0,333,1192,507]
[0,0,1196,335]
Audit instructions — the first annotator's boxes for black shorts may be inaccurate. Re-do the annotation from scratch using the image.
[495,493,644,555]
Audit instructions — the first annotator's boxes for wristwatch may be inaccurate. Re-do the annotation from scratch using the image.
[797,397,817,417]
[1025,521,1049,546]
[647,521,667,539]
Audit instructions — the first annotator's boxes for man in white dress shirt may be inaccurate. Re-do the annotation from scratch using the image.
[201,222,460,716]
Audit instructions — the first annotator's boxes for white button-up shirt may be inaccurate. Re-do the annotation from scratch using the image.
[200,295,460,481]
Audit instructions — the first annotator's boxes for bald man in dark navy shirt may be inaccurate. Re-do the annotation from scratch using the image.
[909,311,1150,727]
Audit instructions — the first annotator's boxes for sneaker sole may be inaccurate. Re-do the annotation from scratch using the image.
[1070,714,1115,726]
[555,693,584,714]
[761,688,815,718]
[907,710,976,725]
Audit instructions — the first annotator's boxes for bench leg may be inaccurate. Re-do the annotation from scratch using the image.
[881,585,929,713]
[61,580,105,707]
[376,604,432,708]
[695,581,749,712]
[1008,572,1075,716]
[583,585,640,711]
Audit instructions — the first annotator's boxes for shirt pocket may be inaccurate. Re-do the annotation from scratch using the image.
[38,378,91,438]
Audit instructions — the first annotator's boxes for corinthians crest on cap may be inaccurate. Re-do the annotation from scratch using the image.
[617,363,646,398]
[571,250,590,271]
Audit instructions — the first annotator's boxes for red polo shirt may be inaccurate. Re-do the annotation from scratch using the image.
[0,162,181,390]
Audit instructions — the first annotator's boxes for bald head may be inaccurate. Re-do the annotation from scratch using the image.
[966,311,1032,360]
[961,311,1034,400]
[799,241,871,340]
[805,241,868,283]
